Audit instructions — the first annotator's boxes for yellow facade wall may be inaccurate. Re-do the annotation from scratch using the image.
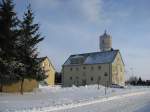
[41,58,55,85]
[2,79,38,93]
[112,52,125,86]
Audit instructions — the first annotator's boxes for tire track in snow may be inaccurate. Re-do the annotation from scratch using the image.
[24,91,149,112]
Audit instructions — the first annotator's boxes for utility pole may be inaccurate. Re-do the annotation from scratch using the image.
[97,76,101,89]
[104,73,108,95]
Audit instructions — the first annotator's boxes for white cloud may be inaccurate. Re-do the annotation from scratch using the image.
[31,0,104,24]
[72,0,102,23]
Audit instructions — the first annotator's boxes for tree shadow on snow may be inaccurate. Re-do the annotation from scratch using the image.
[134,102,150,112]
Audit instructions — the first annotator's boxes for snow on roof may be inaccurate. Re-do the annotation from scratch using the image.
[71,55,84,59]
[37,56,47,62]
[63,50,119,65]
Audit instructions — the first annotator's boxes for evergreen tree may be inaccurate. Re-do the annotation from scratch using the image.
[0,0,20,92]
[18,4,46,94]
[137,77,143,85]
[128,76,138,85]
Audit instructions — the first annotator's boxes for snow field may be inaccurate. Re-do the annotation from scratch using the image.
[0,85,150,112]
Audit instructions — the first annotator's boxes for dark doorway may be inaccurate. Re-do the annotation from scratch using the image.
[82,79,86,86]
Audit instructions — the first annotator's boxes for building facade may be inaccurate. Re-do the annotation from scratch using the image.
[39,57,55,86]
[62,31,125,87]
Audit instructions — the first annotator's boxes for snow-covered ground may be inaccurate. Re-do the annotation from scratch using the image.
[0,85,150,112]
[54,91,150,112]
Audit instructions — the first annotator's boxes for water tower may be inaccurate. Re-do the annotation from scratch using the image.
[100,30,112,51]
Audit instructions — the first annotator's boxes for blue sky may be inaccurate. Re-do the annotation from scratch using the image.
[14,0,150,79]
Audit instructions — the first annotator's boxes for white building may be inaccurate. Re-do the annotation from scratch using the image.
[62,31,125,87]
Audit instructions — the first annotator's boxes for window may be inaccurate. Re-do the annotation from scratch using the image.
[83,66,86,70]
[120,67,122,72]
[76,67,79,71]
[91,77,94,81]
[104,72,108,77]
[91,66,94,70]
[70,77,72,80]
[70,67,73,71]
[48,63,51,67]
[98,66,101,70]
